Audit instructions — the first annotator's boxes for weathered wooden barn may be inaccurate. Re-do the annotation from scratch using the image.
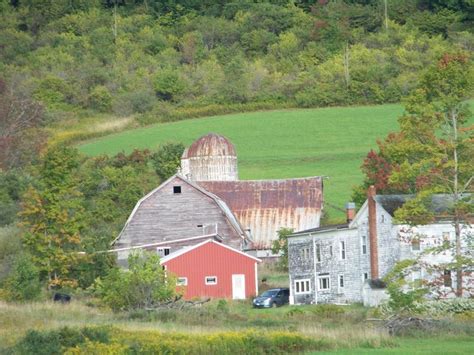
[113,174,249,264]
[161,239,261,300]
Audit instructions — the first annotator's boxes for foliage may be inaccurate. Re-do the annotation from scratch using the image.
[10,326,110,355]
[88,85,112,112]
[94,252,179,311]
[0,78,46,170]
[19,145,85,288]
[383,259,428,312]
[150,142,185,180]
[271,227,293,271]
[1,253,43,302]
[65,329,328,354]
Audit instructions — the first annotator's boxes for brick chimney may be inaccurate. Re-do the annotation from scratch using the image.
[345,202,356,223]
[367,185,379,280]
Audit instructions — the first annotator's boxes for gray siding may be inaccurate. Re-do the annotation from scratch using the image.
[115,176,243,260]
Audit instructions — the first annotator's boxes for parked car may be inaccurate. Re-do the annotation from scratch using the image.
[252,288,289,308]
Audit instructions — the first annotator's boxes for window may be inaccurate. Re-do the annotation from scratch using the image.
[301,247,310,260]
[338,274,345,293]
[316,244,321,263]
[295,279,311,294]
[340,241,346,260]
[173,186,181,194]
[157,247,170,257]
[177,277,188,286]
[443,270,452,287]
[329,244,333,257]
[205,276,217,285]
[318,274,330,291]
[381,214,385,223]
[361,235,367,255]
[411,239,420,252]
[363,273,368,281]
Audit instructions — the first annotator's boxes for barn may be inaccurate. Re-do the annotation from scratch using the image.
[160,239,261,300]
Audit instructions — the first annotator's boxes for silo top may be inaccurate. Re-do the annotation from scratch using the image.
[186,133,237,158]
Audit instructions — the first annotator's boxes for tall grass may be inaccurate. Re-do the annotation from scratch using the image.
[0,300,393,352]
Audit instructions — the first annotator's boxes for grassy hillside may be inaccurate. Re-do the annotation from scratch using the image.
[79,104,404,220]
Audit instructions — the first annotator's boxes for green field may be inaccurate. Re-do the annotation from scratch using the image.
[79,104,404,219]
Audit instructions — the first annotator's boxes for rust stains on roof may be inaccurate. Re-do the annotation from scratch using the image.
[186,133,236,158]
[197,177,323,248]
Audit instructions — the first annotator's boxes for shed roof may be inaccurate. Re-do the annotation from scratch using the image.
[160,239,261,264]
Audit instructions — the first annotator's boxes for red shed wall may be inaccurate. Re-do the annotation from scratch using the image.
[163,242,257,299]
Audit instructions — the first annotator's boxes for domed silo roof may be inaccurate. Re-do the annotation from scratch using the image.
[187,133,236,158]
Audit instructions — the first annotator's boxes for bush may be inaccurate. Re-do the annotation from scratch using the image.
[88,85,112,112]
[310,304,346,318]
[1,253,43,302]
[11,326,110,355]
[94,252,179,311]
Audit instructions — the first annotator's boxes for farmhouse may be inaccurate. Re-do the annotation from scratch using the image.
[161,239,261,300]
[113,133,323,264]
[288,186,473,306]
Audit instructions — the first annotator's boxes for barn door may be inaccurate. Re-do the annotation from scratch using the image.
[232,274,246,300]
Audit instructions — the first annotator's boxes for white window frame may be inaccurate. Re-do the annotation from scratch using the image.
[157,247,170,257]
[339,241,346,260]
[177,277,188,286]
[338,274,344,293]
[301,247,310,260]
[361,235,367,255]
[294,279,311,294]
[317,274,331,291]
[205,276,217,285]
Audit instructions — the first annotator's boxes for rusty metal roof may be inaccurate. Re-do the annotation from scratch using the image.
[197,177,323,248]
[186,133,236,158]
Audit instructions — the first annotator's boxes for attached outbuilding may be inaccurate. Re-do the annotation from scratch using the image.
[160,239,261,300]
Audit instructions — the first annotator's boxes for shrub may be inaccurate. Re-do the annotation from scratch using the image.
[94,252,179,311]
[1,253,43,302]
[153,68,185,101]
[88,85,112,112]
[11,326,110,355]
[310,304,345,318]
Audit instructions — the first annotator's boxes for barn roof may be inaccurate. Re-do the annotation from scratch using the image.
[198,177,323,247]
[112,174,248,246]
[160,239,261,264]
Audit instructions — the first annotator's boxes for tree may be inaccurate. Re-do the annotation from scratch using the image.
[0,78,45,170]
[19,146,85,289]
[151,142,185,181]
[1,253,43,302]
[358,53,473,297]
[94,251,179,311]
[392,53,473,297]
[271,227,293,271]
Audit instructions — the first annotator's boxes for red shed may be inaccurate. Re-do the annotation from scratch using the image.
[160,239,261,300]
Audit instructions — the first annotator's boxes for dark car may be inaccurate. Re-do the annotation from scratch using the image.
[253,288,289,308]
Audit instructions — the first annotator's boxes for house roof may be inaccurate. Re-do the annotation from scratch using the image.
[112,174,248,246]
[289,223,350,237]
[160,239,261,264]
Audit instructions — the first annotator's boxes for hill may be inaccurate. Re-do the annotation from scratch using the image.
[79,104,403,220]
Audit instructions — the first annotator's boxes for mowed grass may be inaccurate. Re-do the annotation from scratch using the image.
[78,104,404,219]
[317,337,474,354]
